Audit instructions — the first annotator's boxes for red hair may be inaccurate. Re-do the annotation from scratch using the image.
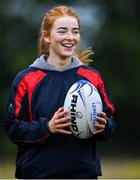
[38,5,94,63]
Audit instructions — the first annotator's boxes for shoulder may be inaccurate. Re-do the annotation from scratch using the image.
[78,64,100,72]
[77,65,103,78]
[12,68,34,85]
[11,67,45,87]
[77,65,104,88]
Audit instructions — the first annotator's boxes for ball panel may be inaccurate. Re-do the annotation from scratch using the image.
[85,85,103,134]
[64,80,103,139]
[64,89,92,139]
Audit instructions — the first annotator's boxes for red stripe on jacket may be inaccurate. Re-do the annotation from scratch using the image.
[15,70,46,120]
[77,67,115,114]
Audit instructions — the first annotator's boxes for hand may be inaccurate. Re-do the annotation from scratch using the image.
[94,112,107,134]
[48,107,72,135]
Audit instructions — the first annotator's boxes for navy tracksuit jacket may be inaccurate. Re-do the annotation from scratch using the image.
[4,55,116,178]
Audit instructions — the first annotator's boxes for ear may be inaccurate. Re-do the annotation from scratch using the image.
[44,37,50,43]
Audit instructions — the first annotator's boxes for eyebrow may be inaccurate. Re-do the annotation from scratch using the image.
[56,27,80,30]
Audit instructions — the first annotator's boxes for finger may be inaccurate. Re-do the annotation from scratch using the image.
[60,116,72,123]
[57,129,72,135]
[56,110,69,118]
[56,122,72,129]
[98,112,106,118]
[55,116,71,124]
[95,123,105,129]
[56,107,64,114]
[97,117,107,125]
[93,129,104,134]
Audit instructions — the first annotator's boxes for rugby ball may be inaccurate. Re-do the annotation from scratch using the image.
[64,80,103,139]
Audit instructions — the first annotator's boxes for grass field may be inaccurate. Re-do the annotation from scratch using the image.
[0,157,140,179]
[101,157,140,179]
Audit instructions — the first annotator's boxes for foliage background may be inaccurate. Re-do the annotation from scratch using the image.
[0,0,140,178]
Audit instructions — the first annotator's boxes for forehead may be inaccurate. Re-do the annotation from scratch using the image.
[52,16,79,29]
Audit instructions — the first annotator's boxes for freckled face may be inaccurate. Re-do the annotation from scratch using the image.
[45,16,80,59]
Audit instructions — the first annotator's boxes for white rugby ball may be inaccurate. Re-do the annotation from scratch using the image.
[64,80,103,139]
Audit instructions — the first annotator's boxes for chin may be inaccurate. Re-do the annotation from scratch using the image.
[60,52,73,59]
[60,55,71,60]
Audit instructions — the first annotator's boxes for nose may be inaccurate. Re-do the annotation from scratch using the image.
[65,32,74,40]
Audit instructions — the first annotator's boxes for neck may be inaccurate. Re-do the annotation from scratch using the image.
[47,55,72,69]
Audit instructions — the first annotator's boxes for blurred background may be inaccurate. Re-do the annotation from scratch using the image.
[0,0,140,178]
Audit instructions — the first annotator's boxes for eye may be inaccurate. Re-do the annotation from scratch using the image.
[72,30,80,35]
[57,30,66,34]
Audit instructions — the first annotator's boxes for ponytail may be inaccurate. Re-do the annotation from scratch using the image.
[75,47,94,63]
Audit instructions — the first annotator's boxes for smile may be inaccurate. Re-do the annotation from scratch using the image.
[61,43,74,48]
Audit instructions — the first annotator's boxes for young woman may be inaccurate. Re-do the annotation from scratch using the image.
[4,5,116,179]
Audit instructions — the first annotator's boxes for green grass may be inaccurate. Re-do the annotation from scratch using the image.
[101,157,140,179]
[0,157,140,179]
[0,159,15,179]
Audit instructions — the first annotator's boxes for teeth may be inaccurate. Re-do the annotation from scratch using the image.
[62,44,73,47]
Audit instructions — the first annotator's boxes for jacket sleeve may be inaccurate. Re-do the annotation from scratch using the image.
[77,66,116,141]
[94,73,116,141]
[4,72,51,145]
